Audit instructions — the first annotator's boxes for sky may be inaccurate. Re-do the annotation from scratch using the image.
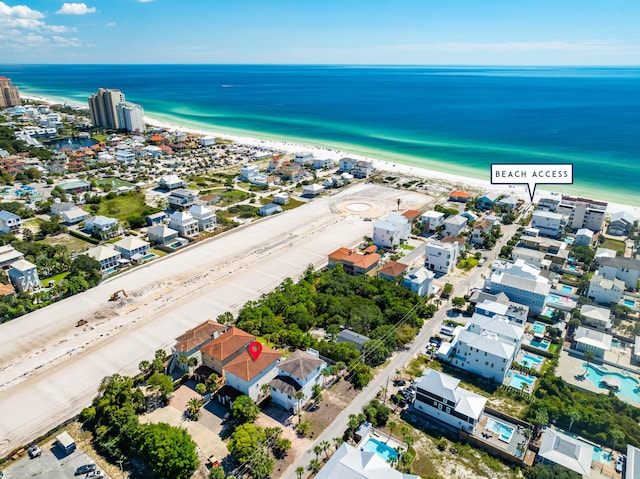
[1,0,639,65]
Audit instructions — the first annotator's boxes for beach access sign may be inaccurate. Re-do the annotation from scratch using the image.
[491,163,573,203]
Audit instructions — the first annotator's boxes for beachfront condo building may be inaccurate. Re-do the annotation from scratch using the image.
[557,195,607,232]
[0,76,21,108]
[116,101,145,132]
[88,88,125,129]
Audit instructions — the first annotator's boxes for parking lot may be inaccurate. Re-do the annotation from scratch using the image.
[1,440,112,479]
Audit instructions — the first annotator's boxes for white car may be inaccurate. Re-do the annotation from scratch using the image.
[86,470,105,478]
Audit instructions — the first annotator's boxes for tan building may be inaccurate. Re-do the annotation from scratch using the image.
[88,88,125,129]
[0,76,21,108]
[200,327,254,375]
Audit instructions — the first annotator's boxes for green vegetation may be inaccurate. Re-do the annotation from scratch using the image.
[91,190,160,222]
[599,237,626,255]
[231,395,260,424]
[456,257,478,270]
[217,189,251,206]
[524,463,580,479]
[96,177,135,189]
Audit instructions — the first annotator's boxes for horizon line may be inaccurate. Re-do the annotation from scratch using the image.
[1,63,640,68]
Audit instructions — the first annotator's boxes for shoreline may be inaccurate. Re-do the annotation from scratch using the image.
[19,93,640,216]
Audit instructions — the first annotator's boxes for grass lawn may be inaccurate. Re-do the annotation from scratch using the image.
[93,191,151,222]
[150,248,168,257]
[600,238,626,254]
[39,233,92,253]
[217,189,251,206]
[400,244,415,251]
[457,257,479,270]
[41,271,69,287]
[91,134,108,142]
[96,177,135,190]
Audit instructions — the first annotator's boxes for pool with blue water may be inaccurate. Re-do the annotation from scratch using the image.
[362,437,399,462]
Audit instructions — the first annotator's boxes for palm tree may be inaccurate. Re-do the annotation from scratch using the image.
[333,436,344,449]
[313,445,322,461]
[567,408,581,432]
[321,367,331,386]
[261,383,271,399]
[138,360,150,375]
[186,397,202,420]
[309,459,321,473]
[396,198,401,211]
[295,390,306,423]
[320,440,330,459]
[296,466,304,479]
[584,350,595,375]
[611,429,625,452]
[387,420,397,443]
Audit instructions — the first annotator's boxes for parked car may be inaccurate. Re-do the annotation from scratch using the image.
[615,456,625,473]
[75,463,97,475]
[392,379,406,387]
[86,470,104,479]
[28,445,41,458]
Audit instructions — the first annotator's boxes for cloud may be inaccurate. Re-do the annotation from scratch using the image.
[0,1,43,19]
[106,21,116,27]
[56,3,96,15]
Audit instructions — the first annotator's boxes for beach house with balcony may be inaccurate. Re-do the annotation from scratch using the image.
[158,174,183,190]
[171,320,229,375]
[0,244,23,269]
[443,215,468,237]
[222,345,281,404]
[607,210,635,236]
[575,326,612,359]
[200,327,255,376]
[316,443,419,479]
[0,210,22,234]
[60,207,89,225]
[373,213,410,249]
[378,261,409,282]
[574,228,594,246]
[486,259,550,315]
[580,304,612,332]
[85,215,120,240]
[475,299,529,325]
[269,350,326,413]
[169,211,198,237]
[587,274,625,305]
[412,369,487,434]
[425,239,460,275]
[85,245,122,272]
[477,192,500,210]
[531,210,565,238]
[470,219,493,246]
[258,203,282,217]
[598,257,640,290]
[449,190,472,203]
[420,210,445,232]
[147,225,179,245]
[189,204,216,232]
[328,247,380,276]
[538,429,593,478]
[8,259,41,293]
[402,266,435,297]
[113,236,150,260]
[167,188,197,210]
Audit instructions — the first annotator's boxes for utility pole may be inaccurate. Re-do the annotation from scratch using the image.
[117,459,124,479]
[384,374,390,404]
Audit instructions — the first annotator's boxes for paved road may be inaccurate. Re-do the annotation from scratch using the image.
[0,183,430,457]
[280,221,519,479]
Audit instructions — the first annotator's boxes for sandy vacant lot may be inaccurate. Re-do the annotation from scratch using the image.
[0,183,432,457]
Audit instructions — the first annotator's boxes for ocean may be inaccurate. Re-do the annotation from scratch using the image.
[2,64,639,206]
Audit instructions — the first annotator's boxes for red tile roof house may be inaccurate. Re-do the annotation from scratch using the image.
[220,344,281,405]
[378,261,409,282]
[200,327,254,376]
[171,320,229,376]
[328,247,381,276]
[449,190,472,203]
[401,209,422,224]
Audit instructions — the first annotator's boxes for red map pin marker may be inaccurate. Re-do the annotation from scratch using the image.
[248,341,263,361]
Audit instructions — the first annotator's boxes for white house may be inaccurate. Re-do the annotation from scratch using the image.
[575,326,612,359]
[240,164,260,181]
[8,259,41,292]
[115,149,135,164]
[167,188,197,210]
[607,210,635,236]
[443,215,468,237]
[580,304,612,332]
[158,174,183,190]
[169,211,198,237]
[573,228,594,246]
[272,192,289,205]
[269,350,326,413]
[302,184,324,197]
[531,210,565,238]
[338,157,356,172]
[189,205,216,232]
[0,210,22,234]
[222,345,281,403]
[470,219,493,246]
[200,136,216,147]
[511,247,547,270]
[425,240,459,275]
[486,259,550,315]
[587,274,625,305]
[85,245,122,272]
[85,216,119,239]
[420,210,444,232]
[293,152,314,165]
[373,220,401,249]
[439,313,524,384]
[413,369,487,433]
[599,257,640,290]
[113,236,150,260]
[475,299,529,325]
[538,429,592,477]
[402,266,435,297]
[0,244,23,269]
[258,203,282,217]
[316,443,419,479]
[49,202,75,216]
[60,207,89,225]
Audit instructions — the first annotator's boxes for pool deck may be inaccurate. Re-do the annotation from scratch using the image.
[515,350,544,372]
[473,412,532,463]
[358,429,405,456]
[557,349,640,408]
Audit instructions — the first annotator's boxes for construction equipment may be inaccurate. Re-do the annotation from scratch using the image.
[109,290,127,301]
[76,319,88,327]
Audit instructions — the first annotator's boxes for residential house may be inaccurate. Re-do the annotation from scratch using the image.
[580,304,612,332]
[475,299,529,325]
[439,313,524,384]
[59,180,90,194]
[0,244,23,268]
[378,261,409,282]
[626,444,640,479]
[449,190,472,203]
[312,158,333,169]
[477,192,500,210]
[486,259,550,315]
[587,274,625,305]
[240,164,260,181]
[538,429,592,478]
[169,211,198,237]
[607,211,635,236]
[443,215,468,237]
[425,239,460,275]
[537,197,560,212]
[172,320,229,374]
[278,162,305,181]
[338,157,357,172]
[113,236,150,260]
[599,257,640,290]
[531,210,565,238]
[269,350,326,413]
[420,210,445,232]
[293,152,314,165]
[402,266,435,297]
[158,174,183,190]
[336,329,369,351]
[557,195,607,232]
[460,210,478,222]
[258,203,282,217]
[0,210,22,234]
[373,215,408,250]
[516,236,568,271]
[470,219,492,246]
[222,345,281,404]
[574,228,594,246]
[316,443,419,479]
[147,225,179,245]
[49,202,75,216]
[189,205,216,232]
[146,212,168,226]
[497,195,518,211]
[352,159,373,178]
[272,192,289,205]
[511,247,547,270]
[167,188,197,210]
[60,207,89,225]
[412,369,487,433]
[8,259,41,292]
[85,216,119,240]
[200,327,255,376]
[575,326,612,359]
[302,184,324,197]
[327,247,380,276]
[85,245,122,272]
[595,247,617,265]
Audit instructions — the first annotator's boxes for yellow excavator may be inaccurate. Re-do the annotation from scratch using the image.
[109,289,127,301]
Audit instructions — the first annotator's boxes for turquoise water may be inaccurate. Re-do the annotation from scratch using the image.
[583,364,640,405]
[142,253,155,260]
[510,373,536,390]
[3,65,640,206]
[532,322,546,335]
[521,353,544,366]
[541,307,555,318]
[530,338,550,350]
[593,447,613,464]
[487,418,515,442]
[624,299,636,308]
[561,285,573,293]
[362,437,399,462]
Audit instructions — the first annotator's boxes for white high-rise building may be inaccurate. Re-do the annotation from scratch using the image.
[116,102,145,132]
[88,88,125,129]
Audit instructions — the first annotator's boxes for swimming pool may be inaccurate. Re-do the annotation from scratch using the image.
[560,285,573,293]
[103,267,117,274]
[531,322,546,335]
[529,337,550,350]
[624,299,636,308]
[582,364,640,405]
[520,353,544,367]
[611,338,626,350]
[362,437,399,462]
[593,447,613,464]
[487,418,515,443]
[509,372,536,391]
[142,253,155,261]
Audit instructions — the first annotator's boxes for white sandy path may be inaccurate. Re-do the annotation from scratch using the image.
[0,184,429,456]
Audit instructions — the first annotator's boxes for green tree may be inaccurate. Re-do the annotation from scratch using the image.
[611,428,625,452]
[209,466,226,479]
[567,408,581,432]
[248,445,274,479]
[138,422,198,479]
[349,362,373,389]
[273,437,292,458]
[320,440,330,459]
[311,383,323,403]
[296,466,304,479]
[186,397,203,420]
[313,444,322,461]
[147,373,174,398]
[295,390,306,421]
[309,458,321,473]
[524,463,581,479]
[232,395,260,424]
[195,383,207,395]
[583,350,595,375]
[297,421,310,437]
[228,424,266,462]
